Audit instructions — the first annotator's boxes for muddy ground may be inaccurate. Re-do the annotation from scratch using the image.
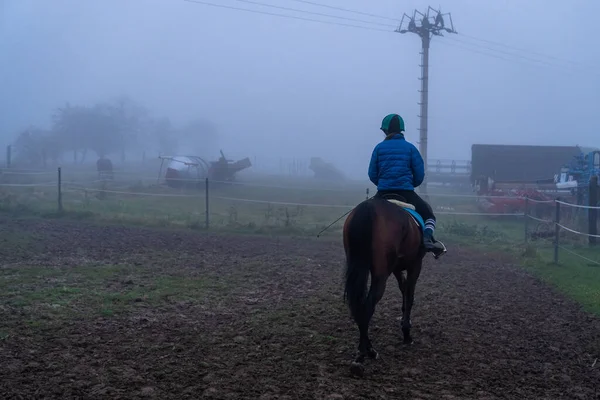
[0,217,599,399]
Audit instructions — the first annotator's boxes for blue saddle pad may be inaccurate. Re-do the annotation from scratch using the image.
[403,208,425,232]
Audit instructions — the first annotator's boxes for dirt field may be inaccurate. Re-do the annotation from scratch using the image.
[1,217,599,399]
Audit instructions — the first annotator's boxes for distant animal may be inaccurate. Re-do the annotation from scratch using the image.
[342,193,446,377]
[97,157,114,180]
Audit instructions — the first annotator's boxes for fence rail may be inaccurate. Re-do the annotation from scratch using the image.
[1,167,599,266]
[524,175,600,265]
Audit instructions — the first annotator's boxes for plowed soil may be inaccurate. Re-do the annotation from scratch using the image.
[1,217,599,399]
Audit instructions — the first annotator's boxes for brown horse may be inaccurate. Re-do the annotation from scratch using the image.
[342,194,443,377]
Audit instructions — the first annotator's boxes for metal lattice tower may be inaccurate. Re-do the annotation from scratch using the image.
[396,7,457,193]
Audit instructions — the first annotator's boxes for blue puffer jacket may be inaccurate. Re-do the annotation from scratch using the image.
[368,133,425,191]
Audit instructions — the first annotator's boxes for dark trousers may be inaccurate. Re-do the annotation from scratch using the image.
[375,189,436,223]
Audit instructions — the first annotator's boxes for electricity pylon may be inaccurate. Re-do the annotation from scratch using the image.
[396,7,457,193]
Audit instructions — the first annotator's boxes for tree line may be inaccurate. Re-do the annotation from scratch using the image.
[11,96,218,168]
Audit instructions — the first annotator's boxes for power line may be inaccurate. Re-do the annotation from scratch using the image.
[182,0,390,33]
[282,0,589,69]
[445,35,598,74]
[435,37,544,65]
[232,0,396,27]
[437,36,600,77]
[286,0,400,23]
[444,36,569,69]
[183,0,596,76]
[280,1,595,73]
[457,32,587,67]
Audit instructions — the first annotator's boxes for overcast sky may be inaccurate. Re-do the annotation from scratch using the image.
[1,0,598,177]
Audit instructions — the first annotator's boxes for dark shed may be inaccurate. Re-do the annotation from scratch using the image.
[470,144,582,183]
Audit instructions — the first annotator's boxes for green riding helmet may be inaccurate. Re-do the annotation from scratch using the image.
[380,113,405,134]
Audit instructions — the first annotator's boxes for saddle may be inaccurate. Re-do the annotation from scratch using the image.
[386,199,415,211]
[377,193,413,207]
[378,194,423,229]
[377,193,447,259]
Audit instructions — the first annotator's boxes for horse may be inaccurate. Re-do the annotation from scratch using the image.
[342,193,445,377]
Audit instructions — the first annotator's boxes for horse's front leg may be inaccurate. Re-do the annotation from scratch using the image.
[401,261,422,345]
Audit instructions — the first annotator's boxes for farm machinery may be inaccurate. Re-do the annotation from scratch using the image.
[470,143,584,218]
[308,157,345,181]
[158,150,251,189]
[555,149,600,203]
[473,177,559,218]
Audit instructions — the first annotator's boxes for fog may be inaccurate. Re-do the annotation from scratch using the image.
[1,0,599,179]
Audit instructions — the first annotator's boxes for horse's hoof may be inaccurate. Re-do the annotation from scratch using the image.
[350,361,365,377]
[367,348,379,360]
[403,338,414,345]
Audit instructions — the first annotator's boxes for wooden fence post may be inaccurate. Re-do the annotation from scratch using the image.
[589,175,598,246]
[205,178,209,229]
[554,199,561,263]
[524,196,529,244]
[6,145,11,168]
[57,167,63,213]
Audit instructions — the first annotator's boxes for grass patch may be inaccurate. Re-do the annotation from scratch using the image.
[0,176,364,237]
[0,263,238,328]
[520,244,600,315]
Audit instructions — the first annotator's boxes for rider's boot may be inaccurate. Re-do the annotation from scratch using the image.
[423,229,445,255]
[423,229,436,250]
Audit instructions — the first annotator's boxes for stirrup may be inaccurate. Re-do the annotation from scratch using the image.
[431,240,447,259]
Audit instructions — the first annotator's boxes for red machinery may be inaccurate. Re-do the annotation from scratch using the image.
[474,177,557,216]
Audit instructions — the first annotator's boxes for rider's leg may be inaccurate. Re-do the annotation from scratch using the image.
[401,191,440,250]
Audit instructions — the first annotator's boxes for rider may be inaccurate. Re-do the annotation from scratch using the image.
[368,113,444,254]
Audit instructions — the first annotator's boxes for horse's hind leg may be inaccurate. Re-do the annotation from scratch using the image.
[352,277,386,369]
[400,261,422,344]
[393,270,406,315]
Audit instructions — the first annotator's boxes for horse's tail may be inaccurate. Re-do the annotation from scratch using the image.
[344,199,375,320]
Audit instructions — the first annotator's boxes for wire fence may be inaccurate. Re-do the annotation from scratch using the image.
[1,167,599,266]
[524,187,600,266]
